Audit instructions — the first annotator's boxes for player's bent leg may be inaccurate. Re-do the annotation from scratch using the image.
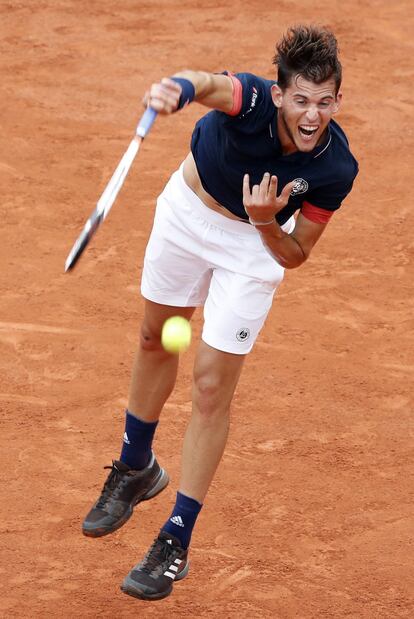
[128,299,196,420]
[180,340,246,502]
[82,300,196,538]
[121,342,245,600]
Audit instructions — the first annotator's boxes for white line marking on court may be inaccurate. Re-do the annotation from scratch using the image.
[0,162,23,177]
[0,394,48,405]
[0,322,81,334]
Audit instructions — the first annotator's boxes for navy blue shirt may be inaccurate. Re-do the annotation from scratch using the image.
[191,72,359,225]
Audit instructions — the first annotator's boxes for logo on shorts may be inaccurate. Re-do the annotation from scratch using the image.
[236,328,250,342]
[290,178,309,196]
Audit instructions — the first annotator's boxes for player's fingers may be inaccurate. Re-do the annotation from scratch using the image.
[259,172,270,199]
[146,97,171,113]
[242,174,251,203]
[142,91,150,108]
[147,98,175,114]
[277,180,295,205]
[161,77,183,93]
[159,78,182,109]
[149,83,179,112]
[269,175,278,198]
[243,174,252,206]
[251,184,260,201]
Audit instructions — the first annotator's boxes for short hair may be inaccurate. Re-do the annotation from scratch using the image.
[273,25,342,93]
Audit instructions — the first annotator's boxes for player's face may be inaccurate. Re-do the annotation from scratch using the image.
[271,75,341,154]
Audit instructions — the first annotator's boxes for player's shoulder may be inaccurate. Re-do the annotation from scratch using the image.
[222,71,275,121]
[231,71,275,99]
[230,71,275,87]
[327,119,359,181]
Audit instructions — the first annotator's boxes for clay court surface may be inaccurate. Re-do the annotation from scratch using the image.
[1,1,413,617]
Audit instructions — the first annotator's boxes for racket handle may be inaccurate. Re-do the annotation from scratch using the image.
[136,107,157,138]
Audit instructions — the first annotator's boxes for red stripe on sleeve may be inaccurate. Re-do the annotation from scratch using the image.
[227,73,243,116]
[301,201,334,224]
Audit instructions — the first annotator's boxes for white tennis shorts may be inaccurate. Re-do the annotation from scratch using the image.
[141,165,295,354]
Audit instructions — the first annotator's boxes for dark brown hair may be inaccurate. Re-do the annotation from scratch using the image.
[273,25,342,93]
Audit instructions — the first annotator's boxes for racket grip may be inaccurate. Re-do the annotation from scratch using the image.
[136,107,157,138]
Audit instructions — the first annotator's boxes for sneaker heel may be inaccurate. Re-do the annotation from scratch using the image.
[175,560,190,581]
[142,469,169,501]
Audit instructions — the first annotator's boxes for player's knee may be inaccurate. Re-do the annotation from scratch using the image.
[193,371,230,419]
[139,323,164,352]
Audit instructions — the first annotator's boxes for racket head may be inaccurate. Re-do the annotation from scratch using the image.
[65,108,157,273]
[65,210,103,272]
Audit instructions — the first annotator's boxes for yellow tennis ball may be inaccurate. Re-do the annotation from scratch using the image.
[161,316,192,354]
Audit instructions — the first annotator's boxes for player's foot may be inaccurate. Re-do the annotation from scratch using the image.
[82,453,169,537]
[121,531,189,601]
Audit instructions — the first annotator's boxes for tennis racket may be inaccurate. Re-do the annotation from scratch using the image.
[65,106,157,272]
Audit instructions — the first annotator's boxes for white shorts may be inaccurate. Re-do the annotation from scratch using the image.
[141,165,295,354]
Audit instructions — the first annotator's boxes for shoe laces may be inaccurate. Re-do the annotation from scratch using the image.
[140,537,177,575]
[96,463,126,508]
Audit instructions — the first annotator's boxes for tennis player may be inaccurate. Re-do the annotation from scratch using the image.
[82,24,358,601]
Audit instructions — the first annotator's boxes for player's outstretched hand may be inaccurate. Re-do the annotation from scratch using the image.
[243,173,295,225]
[142,78,182,114]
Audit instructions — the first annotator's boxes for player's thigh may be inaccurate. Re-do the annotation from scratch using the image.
[142,300,196,337]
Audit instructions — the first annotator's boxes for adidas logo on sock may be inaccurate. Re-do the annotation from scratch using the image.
[123,431,131,445]
[170,515,184,528]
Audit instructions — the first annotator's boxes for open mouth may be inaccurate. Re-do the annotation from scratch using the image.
[298,125,319,140]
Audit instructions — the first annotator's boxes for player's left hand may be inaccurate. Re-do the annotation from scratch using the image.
[243,173,295,224]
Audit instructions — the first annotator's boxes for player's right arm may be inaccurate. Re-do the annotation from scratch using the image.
[142,72,235,114]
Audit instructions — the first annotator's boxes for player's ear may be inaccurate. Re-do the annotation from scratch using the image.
[271,84,283,108]
[332,91,342,114]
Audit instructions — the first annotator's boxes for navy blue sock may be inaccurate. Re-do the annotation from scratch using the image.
[120,410,158,470]
[162,491,203,549]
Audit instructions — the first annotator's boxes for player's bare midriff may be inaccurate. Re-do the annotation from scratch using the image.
[182,152,248,222]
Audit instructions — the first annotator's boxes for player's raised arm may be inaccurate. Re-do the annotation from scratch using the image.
[142,71,235,115]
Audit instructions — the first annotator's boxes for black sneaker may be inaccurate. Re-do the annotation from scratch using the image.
[82,453,169,538]
[121,531,189,601]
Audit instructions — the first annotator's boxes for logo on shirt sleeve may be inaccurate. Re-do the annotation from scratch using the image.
[250,87,258,108]
[240,87,258,118]
[290,178,309,196]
